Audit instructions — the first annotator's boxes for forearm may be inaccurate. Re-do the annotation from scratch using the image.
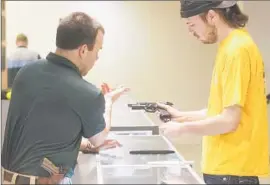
[87,98,113,148]
[183,114,236,136]
[174,109,207,122]
[104,98,113,132]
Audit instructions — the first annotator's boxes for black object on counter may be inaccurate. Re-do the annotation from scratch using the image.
[81,150,99,154]
[129,150,175,155]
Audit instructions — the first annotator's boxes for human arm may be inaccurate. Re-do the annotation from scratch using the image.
[86,96,112,147]
[185,105,241,135]
[160,105,241,136]
[88,87,129,147]
[160,48,250,136]
[81,85,129,148]
[157,103,207,122]
[173,109,207,122]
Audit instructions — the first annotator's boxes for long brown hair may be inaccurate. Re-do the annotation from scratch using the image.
[201,4,249,28]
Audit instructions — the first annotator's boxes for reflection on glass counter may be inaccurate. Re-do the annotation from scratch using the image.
[72,96,203,184]
[101,165,200,184]
[97,135,201,184]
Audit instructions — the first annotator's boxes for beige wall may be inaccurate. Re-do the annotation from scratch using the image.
[244,1,270,91]
[5,1,270,145]
[6,1,216,111]
[244,1,270,152]
[84,1,216,111]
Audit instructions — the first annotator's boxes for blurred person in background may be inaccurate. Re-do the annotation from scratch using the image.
[7,33,41,88]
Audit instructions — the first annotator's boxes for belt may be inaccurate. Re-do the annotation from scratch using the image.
[3,169,62,184]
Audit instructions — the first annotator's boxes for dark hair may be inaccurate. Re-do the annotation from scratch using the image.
[16,33,28,43]
[56,12,105,50]
[201,4,249,28]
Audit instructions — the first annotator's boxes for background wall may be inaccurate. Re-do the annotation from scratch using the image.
[6,1,215,110]
[5,0,268,144]
[245,1,270,92]
[244,4,270,182]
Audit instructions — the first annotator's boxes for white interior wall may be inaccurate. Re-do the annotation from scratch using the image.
[7,1,267,145]
[244,1,270,155]
[245,1,270,92]
[6,1,215,110]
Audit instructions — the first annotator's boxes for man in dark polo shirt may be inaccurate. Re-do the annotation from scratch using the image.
[1,12,129,184]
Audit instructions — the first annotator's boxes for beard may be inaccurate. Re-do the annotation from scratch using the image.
[193,24,217,44]
[201,24,218,44]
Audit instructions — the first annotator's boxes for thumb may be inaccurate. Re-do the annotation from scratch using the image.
[113,86,130,94]
[157,102,170,110]
[159,123,168,130]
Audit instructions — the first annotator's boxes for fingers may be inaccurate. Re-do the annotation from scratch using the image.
[100,144,117,150]
[159,122,171,134]
[101,83,130,95]
[159,121,179,136]
[115,85,130,93]
[109,86,130,97]
[159,126,168,136]
[159,122,168,132]
[157,102,170,110]
[100,139,122,150]
[113,140,122,147]
[106,139,122,147]
[101,83,110,94]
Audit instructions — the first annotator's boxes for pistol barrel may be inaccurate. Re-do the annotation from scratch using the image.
[127,104,145,110]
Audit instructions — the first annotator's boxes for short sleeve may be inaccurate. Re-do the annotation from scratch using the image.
[221,49,251,108]
[79,92,106,138]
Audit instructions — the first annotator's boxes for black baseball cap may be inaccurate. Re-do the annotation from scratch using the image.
[180,1,238,18]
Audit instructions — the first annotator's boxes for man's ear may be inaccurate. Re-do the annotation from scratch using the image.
[206,10,217,25]
[78,44,88,58]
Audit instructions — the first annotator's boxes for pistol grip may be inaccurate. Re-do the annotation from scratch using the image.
[158,109,172,123]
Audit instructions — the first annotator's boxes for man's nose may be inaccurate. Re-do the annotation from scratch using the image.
[188,27,194,34]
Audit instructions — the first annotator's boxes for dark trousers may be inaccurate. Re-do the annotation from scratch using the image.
[203,174,260,184]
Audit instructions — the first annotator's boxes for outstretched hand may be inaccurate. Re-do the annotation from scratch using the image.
[81,139,122,153]
[101,83,130,103]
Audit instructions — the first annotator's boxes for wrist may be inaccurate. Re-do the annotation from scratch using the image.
[173,111,183,118]
[80,139,93,151]
[105,97,113,108]
[104,127,110,133]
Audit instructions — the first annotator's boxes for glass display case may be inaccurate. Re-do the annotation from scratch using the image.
[72,96,204,184]
[98,135,201,184]
[73,134,203,184]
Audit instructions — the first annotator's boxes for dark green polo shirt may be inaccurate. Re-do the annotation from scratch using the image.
[1,52,106,177]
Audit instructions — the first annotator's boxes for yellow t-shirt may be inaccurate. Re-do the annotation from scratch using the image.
[202,29,269,176]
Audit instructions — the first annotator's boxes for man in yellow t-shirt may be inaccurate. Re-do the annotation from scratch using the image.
[159,1,269,184]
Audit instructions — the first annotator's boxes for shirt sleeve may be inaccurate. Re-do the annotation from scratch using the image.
[221,48,251,108]
[79,92,106,138]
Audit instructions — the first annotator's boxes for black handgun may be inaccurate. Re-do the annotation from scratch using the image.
[127,102,173,122]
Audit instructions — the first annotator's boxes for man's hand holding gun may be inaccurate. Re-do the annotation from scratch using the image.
[127,102,177,123]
